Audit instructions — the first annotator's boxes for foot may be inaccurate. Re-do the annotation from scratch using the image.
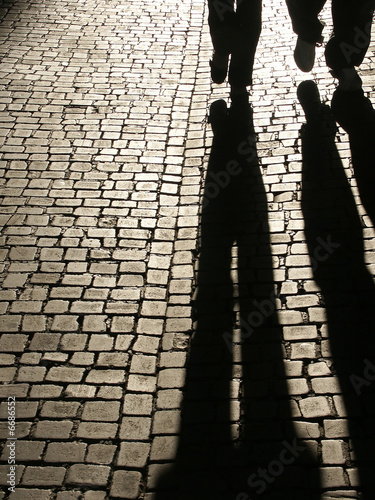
[294,37,316,72]
[331,67,362,92]
[210,52,229,84]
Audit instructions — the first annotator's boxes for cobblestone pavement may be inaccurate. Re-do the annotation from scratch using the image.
[0,0,375,498]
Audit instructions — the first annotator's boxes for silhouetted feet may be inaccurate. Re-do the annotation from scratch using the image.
[294,36,316,72]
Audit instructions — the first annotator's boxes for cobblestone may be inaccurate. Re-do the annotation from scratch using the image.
[66,465,110,486]
[44,443,87,463]
[22,466,66,486]
[86,444,116,465]
[110,470,142,499]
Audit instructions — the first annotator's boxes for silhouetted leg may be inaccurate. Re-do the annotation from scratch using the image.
[331,88,375,229]
[285,0,326,43]
[299,80,375,500]
[325,0,375,70]
[208,0,236,55]
[227,0,262,87]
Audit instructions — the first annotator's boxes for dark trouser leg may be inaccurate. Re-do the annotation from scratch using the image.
[208,0,235,55]
[325,0,375,70]
[228,0,262,87]
[286,0,326,44]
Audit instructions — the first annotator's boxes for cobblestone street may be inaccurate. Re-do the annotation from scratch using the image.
[0,0,375,498]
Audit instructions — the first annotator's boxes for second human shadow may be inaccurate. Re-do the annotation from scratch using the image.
[298,80,375,499]
[155,99,319,499]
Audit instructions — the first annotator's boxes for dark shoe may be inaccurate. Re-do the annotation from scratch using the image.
[210,52,229,84]
[294,36,316,72]
[330,67,362,92]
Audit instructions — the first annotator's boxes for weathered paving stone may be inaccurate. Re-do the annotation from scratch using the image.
[28,333,61,351]
[76,422,118,440]
[124,393,153,415]
[321,440,346,465]
[117,442,151,467]
[150,436,179,461]
[81,401,120,422]
[1,440,45,462]
[21,466,66,486]
[152,411,181,435]
[44,443,87,463]
[66,465,111,486]
[8,490,52,500]
[33,421,74,439]
[55,492,82,500]
[110,470,142,499]
[45,367,85,383]
[82,492,107,500]
[29,385,63,399]
[85,369,125,384]
[86,444,117,465]
[299,396,334,418]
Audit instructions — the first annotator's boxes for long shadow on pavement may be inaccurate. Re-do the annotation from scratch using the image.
[331,87,375,226]
[154,99,320,500]
[298,80,375,500]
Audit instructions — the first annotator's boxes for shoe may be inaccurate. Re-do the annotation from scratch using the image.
[210,52,229,84]
[330,67,362,92]
[294,36,316,72]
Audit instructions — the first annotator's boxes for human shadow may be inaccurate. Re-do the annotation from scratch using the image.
[154,99,319,500]
[298,80,375,499]
[331,87,375,227]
